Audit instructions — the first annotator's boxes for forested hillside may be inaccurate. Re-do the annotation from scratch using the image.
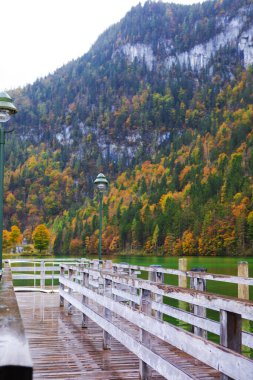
[4,0,253,256]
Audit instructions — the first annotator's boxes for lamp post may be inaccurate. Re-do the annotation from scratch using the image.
[94,173,108,262]
[0,92,17,278]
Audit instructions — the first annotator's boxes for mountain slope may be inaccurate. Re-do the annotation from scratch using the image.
[4,0,253,255]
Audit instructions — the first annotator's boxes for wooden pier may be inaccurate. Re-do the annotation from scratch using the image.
[2,259,253,379]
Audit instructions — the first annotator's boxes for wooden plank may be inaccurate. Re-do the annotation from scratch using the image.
[0,263,33,379]
[12,274,60,280]
[112,264,253,286]
[10,266,60,272]
[60,277,253,380]
[95,272,253,321]
[17,292,163,380]
[112,287,140,304]
[152,301,253,349]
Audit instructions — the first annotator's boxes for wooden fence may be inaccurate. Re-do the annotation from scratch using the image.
[59,260,253,380]
[9,259,77,289]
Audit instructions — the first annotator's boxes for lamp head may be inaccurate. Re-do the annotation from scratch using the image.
[0,92,17,123]
[94,173,108,193]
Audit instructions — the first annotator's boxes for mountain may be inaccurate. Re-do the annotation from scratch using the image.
[5,0,253,256]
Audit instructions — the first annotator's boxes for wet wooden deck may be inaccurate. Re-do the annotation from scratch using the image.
[16,292,220,380]
[16,292,161,379]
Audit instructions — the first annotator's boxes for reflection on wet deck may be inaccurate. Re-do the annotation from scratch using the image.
[17,292,163,380]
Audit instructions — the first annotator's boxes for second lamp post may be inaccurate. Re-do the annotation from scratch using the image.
[94,173,108,262]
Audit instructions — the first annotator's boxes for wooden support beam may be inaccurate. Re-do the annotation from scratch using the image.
[82,271,89,328]
[220,310,242,380]
[178,258,187,288]
[190,268,207,338]
[130,268,138,309]
[149,265,164,320]
[238,261,249,300]
[59,265,65,307]
[40,260,45,289]
[103,278,112,349]
[139,288,152,380]
[68,268,74,315]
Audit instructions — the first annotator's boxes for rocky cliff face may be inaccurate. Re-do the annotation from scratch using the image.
[116,4,253,72]
[13,1,253,175]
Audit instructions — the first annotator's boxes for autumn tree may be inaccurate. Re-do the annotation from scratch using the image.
[247,211,253,248]
[69,238,83,256]
[9,225,22,250]
[32,224,50,252]
[3,230,11,251]
[182,230,197,256]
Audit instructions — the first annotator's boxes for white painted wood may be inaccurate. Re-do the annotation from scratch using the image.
[60,276,253,379]
[13,274,60,281]
[99,273,253,321]
[112,287,140,305]
[60,266,65,307]
[190,271,207,338]
[103,278,112,349]
[152,300,253,349]
[40,260,45,288]
[148,265,164,320]
[140,288,152,379]
[60,289,194,380]
[81,272,89,328]
[112,263,253,286]
[152,300,219,335]
[67,268,74,315]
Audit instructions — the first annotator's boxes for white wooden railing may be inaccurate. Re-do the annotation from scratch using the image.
[59,260,253,380]
[9,258,79,289]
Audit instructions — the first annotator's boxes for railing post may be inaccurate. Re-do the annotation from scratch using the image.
[81,271,89,328]
[178,258,187,288]
[40,260,45,289]
[112,265,118,302]
[93,260,100,291]
[68,267,74,315]
[103,277,112,349]
[148,265,164,320]
[139,288,152,380]
[238,261,249,300]
[190,267,207,338]
[60,265,65,307]
[130,268,138,309]
[220,310,242,380]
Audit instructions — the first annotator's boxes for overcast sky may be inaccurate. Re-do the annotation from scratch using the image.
[1,0,204,90]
